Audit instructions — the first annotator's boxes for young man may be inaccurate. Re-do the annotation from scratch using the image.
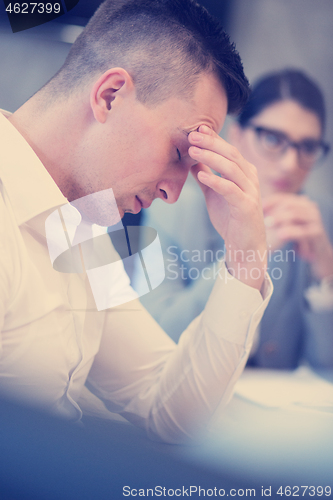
[0,0,272,443]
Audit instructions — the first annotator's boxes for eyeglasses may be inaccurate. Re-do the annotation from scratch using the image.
[246,124,330,169]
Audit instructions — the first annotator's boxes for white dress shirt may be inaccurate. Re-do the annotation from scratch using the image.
[0,111,272,443]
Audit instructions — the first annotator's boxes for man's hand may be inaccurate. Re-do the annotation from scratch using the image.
[262,193,333,281]
[188,125,267,291]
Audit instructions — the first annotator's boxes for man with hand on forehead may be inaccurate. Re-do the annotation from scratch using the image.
[138,69,333,369]
[0,0,272,442]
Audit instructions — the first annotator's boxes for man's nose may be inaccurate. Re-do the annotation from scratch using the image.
[156,172,188,204]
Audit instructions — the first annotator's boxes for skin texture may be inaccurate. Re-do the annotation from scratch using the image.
[9,69,267,290]
[229,100,333,281]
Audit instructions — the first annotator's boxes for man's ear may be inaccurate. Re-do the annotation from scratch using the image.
[90,68,134,123]
[227,121,243,147]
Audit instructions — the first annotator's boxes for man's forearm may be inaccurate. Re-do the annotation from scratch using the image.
[89,263,272,443]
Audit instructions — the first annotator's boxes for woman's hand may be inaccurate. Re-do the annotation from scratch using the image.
[262,193,333,280]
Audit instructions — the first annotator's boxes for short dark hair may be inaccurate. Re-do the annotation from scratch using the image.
[237,69,326,132]
[46,0,249,113]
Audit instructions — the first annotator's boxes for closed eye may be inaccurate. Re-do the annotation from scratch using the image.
[176,148,181,161]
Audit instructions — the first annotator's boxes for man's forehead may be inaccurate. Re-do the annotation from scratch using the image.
[150,72,227,136]
[191,73,228,130]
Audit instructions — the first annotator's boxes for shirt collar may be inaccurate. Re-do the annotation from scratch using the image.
[0,110,68,226]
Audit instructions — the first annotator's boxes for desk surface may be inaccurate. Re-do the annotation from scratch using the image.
[79,367,333,489]
[1,368,332,499]
[186,368,333,490]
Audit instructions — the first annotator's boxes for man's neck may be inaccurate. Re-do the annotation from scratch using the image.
[8,95,87,201]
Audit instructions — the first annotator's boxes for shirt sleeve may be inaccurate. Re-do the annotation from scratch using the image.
[87,262,272,443]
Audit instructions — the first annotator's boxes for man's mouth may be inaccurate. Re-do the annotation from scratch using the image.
[136,196,152,209]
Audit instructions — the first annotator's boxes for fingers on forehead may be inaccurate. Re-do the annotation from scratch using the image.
[190,129,242,162]
[189,127,258,183]
[198,124,215,135]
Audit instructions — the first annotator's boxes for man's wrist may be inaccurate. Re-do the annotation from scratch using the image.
[225,260,266,291]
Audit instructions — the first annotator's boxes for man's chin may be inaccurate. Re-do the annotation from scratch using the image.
[70,189,123,227]
[79,210,122,227]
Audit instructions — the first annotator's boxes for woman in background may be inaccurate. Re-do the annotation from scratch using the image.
[136,69,333,369]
